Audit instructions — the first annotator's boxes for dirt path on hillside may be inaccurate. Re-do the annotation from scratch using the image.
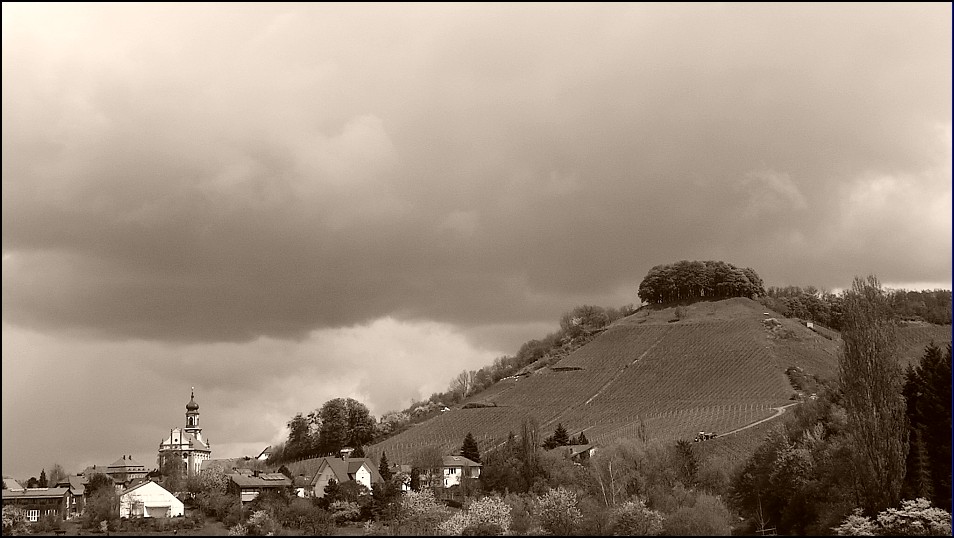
[717,402,799,437]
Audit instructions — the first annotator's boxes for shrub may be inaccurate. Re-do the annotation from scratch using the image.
[437,495,512,535]
[538,487,583,536]
[663,493,732,536]
[2,506,28,535]
[612,498,664,536]
[461,521,505,535]
[833,498,953,536]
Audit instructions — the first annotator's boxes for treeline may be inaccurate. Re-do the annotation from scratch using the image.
[637,260,766,304]
[760,285,952,330]
[730,277,952,535]
[374,303,637,443]
[268,397,376,465]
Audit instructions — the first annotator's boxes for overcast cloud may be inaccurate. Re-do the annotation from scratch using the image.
[3,3,950,479]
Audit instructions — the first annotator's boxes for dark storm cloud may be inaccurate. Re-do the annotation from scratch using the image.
[3,3,951,344]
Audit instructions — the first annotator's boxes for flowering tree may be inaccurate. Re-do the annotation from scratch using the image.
[394,488,451,535]
[612,498,665,536]
[437,495,512,535]
[833,498,952,536]
[538,487,583,535]
[2,506,28,535]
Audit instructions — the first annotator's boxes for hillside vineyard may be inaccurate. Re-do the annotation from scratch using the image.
[367,297,950,465]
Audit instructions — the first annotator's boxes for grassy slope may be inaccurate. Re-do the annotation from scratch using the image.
[368,298,947,465]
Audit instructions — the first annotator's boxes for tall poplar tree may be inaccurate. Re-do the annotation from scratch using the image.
[838,275,908,515]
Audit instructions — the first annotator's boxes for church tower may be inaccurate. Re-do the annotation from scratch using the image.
[185,387,202,441]
[158,387,212,477]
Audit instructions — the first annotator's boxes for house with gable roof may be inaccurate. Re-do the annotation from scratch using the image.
[226,470,292,504]
[311,450,383,498]
[438,455,481,488]
[54,475,88,519]
[119,480,183,518]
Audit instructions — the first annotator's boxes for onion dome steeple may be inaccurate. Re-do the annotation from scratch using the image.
[186,388,199,411]
[185,387,201,436]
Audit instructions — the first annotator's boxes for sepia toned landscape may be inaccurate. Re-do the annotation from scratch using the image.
[3,3,951,536]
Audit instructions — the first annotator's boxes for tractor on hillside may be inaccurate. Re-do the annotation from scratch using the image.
[694,431,718,442]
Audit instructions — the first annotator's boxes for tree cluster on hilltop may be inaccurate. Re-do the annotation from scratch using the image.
[637,260,766,304]
[269,397,376,465]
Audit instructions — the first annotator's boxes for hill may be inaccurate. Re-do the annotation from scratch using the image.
[368,297,951,465]
[368,298,826,463]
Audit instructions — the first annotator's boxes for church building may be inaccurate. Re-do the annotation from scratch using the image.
[157,389,212,477]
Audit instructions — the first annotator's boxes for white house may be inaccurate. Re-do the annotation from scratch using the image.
[440,455,481,488]
[119,481,183,519]
[311,454,382,498]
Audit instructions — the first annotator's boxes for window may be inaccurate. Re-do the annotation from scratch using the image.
[27,509,39,522]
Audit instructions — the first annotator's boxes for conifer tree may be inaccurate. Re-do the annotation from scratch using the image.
[552,423,570,447]
[38,469,47,488]
[379,451,392,481]
[461,432,481,463]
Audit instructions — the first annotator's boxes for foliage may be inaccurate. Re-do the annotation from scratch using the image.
[38,468,47,487]
[188,467,229,495]
[378,451,393,481]
[85,472,114,495]
[273,397,377,464]
[902,342,952,509]
[538,487,583,535]
[461,432,481,464]
[542,423,570,450]
[638,260,765,304]
[833,498,953,536]
[839,275,908,515]
[83,487,120,529]
[611,498,664,536]
[2,506,28,535]
[438,495,512,535]
[393,488,452,535]
[663,492,733,536]
[46,464,66,486]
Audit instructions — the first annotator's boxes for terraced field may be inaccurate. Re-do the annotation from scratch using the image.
[368,298,947,465]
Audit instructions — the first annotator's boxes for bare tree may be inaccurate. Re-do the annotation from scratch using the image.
[47,464,67,486]
[450,369,475,400]
[838,275,908,515]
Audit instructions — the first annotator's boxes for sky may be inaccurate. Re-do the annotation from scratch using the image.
[2,3,951,480]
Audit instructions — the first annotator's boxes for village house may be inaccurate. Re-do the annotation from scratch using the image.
[54,475,87,520]
[311,449,383,498]
[437,455,481,488]
[564,443,597,463]
[119,480,184,518]
[226,469,292,504]
[388,464,413,492]
[292,475,313,498]
[2,487,69,522]
[255,446,272,461]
